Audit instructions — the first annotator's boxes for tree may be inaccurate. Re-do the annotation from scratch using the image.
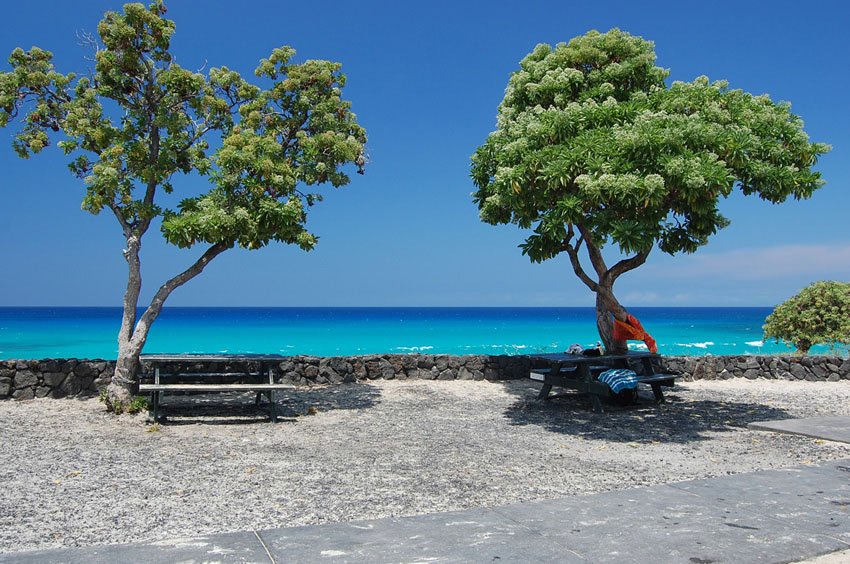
[0,2,367,405]
[763,281,850,354]
[470,29,829,353]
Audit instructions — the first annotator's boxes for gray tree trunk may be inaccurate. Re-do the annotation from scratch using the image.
[106,235,143,405]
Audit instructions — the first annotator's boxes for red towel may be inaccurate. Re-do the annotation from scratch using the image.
[612,314,658,354]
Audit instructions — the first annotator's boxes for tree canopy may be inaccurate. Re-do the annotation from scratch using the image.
[764,281,850,354]
[470,28,830,351]
[472,29,828,261]
[0,1,367,403]
[1,3,366,254]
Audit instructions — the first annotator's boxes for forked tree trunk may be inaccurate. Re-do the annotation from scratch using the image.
[564,225,650,356]
[105,241,230,407]
[562,225,650,355]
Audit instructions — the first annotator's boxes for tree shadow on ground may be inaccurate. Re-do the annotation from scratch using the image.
[151,383,382,426]
[498,380,795,444]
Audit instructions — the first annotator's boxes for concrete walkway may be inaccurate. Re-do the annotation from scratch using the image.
[749,415,850,445]
[2,456,850,563]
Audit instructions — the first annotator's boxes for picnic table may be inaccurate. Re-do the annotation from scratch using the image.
[139,354,293,422]
[527,351,678,413]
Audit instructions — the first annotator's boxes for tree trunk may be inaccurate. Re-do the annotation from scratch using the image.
[106,235,143,405]
[109,345,141,404]
[595,286,628,355]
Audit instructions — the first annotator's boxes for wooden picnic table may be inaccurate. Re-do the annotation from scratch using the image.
[527,351,678,413]
[139,354,292,422]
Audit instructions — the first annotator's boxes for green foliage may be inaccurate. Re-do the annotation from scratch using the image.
[99,390,149,415]
[763,281,850,354]
[0,1,366,252]
[471,29,829,263]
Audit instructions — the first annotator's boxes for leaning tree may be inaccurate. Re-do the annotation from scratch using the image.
[471,28,829,353]
[0,2,367,406]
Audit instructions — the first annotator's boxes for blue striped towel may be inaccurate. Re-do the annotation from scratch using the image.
[597,369,639,393]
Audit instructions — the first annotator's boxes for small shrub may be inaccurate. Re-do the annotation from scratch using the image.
[763,281,850,354]
[100,393,149,416]
[126,396,149,415]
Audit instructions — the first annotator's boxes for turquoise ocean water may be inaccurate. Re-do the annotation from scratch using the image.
[1,307,845,360]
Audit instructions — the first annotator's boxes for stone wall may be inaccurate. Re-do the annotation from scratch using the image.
[0,359,114,400]
[660,355,850,382]
[1,354,848,400]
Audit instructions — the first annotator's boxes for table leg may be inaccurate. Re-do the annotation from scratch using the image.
[151,391,160,423]
[578,363,604,413]
[650,383,664,403]
[537,360,561,400]
[268,390,277,423]
[590,393,604,414]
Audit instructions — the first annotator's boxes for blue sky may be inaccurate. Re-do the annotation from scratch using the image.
[1,1,848,307]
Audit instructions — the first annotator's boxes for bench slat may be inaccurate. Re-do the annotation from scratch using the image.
[530,365,611,375]
[530,371,679,384]
[530,367,578,376]
[636,374,678,382]
[139,383,294,392]
[141,372,265,378]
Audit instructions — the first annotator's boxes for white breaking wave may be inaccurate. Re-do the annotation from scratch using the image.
[627,343,649,351]
[392,345,435,352]
[746,340,764,347]
[675,342,715,349]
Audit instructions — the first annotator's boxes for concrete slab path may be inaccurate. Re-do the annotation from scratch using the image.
[3,458,850,563]
[749,416,850,445]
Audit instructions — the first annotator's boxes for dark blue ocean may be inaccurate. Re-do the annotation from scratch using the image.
[0,307,843,360]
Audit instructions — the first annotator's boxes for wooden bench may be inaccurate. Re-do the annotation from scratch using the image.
[139,354,293,423]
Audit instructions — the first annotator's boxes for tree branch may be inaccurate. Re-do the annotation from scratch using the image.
[130,242,231,348]
[118,234,142,347]
[606,248,652,283]
[108,202,133,238]
[576,223,608,277]
[563,225,598,292]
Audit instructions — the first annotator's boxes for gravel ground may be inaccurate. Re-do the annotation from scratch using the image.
[2,378,850,553]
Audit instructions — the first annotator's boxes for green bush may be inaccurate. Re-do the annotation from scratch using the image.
[763,281,850,354]
[99,390,149,415]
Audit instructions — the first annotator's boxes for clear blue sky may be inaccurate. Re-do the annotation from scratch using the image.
[1,1,848,307]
